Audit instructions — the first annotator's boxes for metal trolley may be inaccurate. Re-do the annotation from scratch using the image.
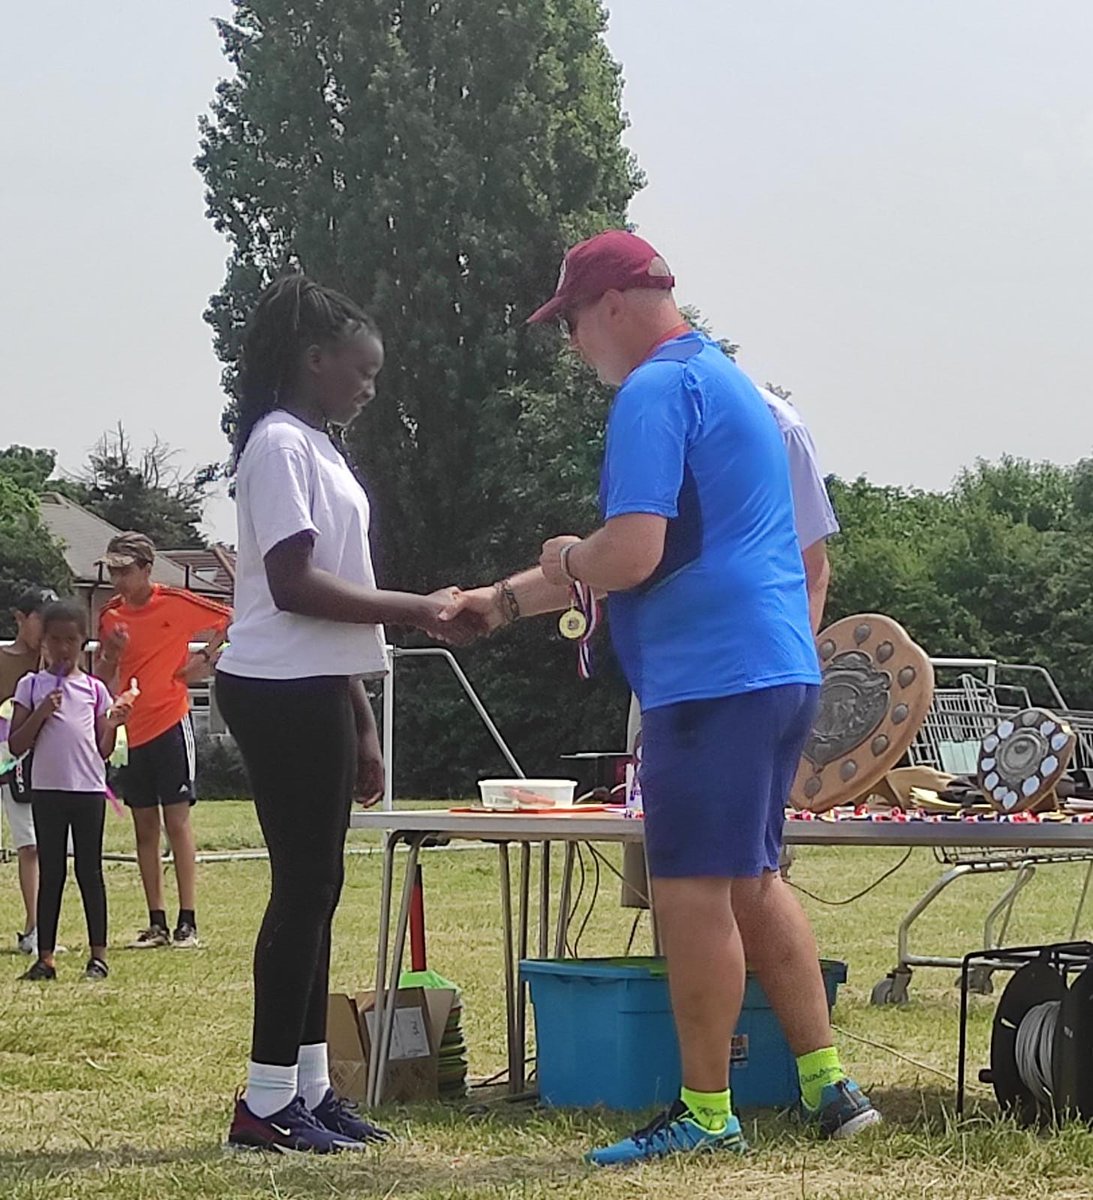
[870,658,1093,1004]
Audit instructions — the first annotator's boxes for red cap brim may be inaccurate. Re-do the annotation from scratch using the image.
[526,293,566,325]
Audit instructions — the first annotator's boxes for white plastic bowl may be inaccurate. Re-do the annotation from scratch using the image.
[478,779,579,810]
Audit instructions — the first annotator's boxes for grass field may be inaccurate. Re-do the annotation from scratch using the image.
[3,799,1093,1198]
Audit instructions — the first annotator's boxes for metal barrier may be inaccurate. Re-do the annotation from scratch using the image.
[2,642,523,864]
[380,646,524,811]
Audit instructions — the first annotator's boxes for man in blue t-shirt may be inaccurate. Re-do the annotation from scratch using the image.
[443,230,879,1163]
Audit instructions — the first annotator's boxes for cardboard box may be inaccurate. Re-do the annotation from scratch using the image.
[327,985,458,1104]
[327,992,370,1103]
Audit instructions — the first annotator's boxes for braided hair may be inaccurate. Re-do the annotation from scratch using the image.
[233,273,381,467]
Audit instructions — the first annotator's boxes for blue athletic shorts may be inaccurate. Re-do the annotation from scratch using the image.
[640,684,819,878]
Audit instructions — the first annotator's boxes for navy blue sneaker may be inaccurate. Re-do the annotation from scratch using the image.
[226,1095,362,1154]
[587,1099,748,1167]
[18,959,56,982]
[311,1089,391,1145]
[805,1079,882,1139]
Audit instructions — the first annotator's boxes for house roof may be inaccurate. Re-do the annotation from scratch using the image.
[38,492,231,597]
[161,545,236,594]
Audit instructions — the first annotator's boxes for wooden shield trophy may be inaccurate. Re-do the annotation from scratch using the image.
[978,708,1076,814]
[791,614,934,812]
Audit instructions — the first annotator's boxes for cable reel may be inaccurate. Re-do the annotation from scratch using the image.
[986,945,1093,1126]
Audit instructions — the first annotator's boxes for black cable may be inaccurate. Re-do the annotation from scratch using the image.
[789,849,914,906]
[624,910,643,957]
[565,844,587,957]
[1015,1001,1060,1102]
[572,844,601,957]
[468,1057,537,1091]
[586,843,652,908]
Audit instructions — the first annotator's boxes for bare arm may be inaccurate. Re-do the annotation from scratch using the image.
[264,532,469,641]
[96,711,119,760]
[9,696,60,758]
[350,678,375,732]
[502,567,573,619]
[494,513,668,618]
[438,514,667,635]
[350,678,384,805]
[94,627,126,695]
[560,514,667,593]
[801,539,832,635]
[175,628,230,685]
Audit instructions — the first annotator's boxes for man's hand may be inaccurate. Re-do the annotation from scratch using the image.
[355,731,385,807]
[97,623,130,690]
[174,650,218,685]
[540,536,582,587]
[100,623,130,660]
[437,586,506,636]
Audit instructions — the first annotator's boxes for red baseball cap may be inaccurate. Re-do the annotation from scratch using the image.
[527,230,675,324]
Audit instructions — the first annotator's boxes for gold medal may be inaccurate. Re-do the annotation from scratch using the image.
[559,608,588,640]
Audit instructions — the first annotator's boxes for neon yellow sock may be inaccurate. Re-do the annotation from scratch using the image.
[680,1086,731,1133]
[796,1046,845,1110]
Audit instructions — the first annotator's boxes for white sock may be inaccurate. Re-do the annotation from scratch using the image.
[297,1042,332,1111]
[243,1061,298,1119]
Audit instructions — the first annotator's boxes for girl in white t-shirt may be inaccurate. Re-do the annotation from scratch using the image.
[217,274,481,1155]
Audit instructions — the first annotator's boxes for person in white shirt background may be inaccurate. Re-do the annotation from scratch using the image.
[757,386,839,633]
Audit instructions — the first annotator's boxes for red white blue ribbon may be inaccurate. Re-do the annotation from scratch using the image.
[573,582,599,680]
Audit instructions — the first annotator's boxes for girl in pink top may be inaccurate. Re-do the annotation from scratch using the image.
[9,599,132,981]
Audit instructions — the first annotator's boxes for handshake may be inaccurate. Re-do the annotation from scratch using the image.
[415,585,505,647]
[409,537,583,648]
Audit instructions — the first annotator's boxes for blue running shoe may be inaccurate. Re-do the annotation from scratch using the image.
[805,1079,882,1139]
[226,1095,361,1154]
[311,1088,392,1145]
[587,1099,748,1167]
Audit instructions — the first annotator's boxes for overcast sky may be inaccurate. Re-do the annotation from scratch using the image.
[3,1,1091,544]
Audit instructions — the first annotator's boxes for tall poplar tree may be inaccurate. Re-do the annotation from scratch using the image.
[198,0,644,791]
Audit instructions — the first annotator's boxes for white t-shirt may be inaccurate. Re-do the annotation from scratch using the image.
[759,387,840,551]
[218,412,388,680]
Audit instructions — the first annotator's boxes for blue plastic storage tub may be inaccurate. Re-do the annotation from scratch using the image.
[521,956,847,1111]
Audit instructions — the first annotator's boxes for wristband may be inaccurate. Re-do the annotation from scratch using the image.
[559,542,579,583]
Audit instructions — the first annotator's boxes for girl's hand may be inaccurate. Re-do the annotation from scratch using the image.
[437,586,505,635]
[106,699,133,728]
[36,690,63,719]
[419,588,491,645]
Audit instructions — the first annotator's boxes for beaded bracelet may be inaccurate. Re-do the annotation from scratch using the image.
[493,579,520,624]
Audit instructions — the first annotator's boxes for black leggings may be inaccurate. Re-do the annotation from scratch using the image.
[215,672,357,1066]
[31,791,107,955]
